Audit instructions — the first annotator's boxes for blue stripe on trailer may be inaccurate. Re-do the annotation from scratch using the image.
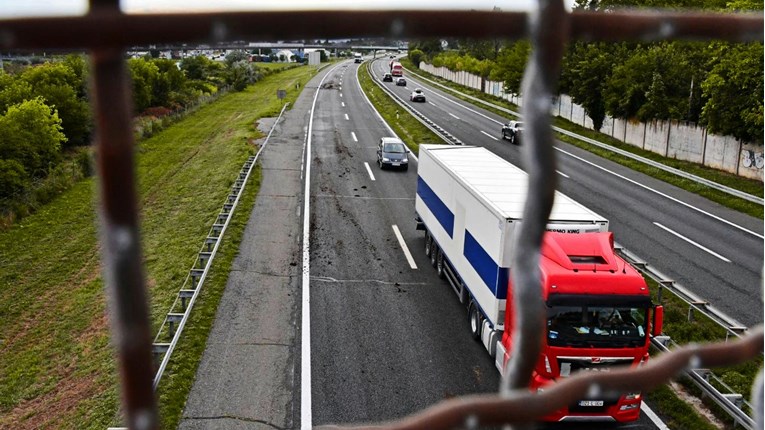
[464,230,508,300]
[417,176,454,238]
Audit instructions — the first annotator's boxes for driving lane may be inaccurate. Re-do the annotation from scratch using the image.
[308,61,498,426]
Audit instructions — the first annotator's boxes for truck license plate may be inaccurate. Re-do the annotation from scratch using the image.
[578,400,604,407]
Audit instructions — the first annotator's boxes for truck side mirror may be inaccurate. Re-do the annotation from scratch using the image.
[652,305,664,336]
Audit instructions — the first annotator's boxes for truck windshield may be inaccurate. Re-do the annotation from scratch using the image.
[546,305,648,348]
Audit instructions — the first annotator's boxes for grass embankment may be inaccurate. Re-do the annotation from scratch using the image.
[400,58,763,219]
[0,64,317,429]
[368,60,760,429]
[357,62,443,154]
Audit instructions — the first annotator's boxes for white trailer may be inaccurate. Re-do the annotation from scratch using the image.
[415,145,609,330]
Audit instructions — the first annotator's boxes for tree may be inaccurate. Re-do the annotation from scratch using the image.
[560,42,627,130]
[152,58,186,107]
[0,98,65,178]
[128,58,159,113]
[225,50,249,66]
[180,55,215,81]
[21,62,91,146]
[701,42,764,142]
[408,49,425,67]
[492,41,531,96]
[409,40,442,60]
[0,71,33,114]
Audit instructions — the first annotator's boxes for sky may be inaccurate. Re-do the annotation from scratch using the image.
[0,1,575,18]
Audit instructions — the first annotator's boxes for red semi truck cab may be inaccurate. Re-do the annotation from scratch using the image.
[497,232,663,422]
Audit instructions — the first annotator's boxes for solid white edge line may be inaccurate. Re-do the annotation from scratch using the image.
[480,130,499,141]
[448,112,460,120]
[556,147,764,240]
[364,162,376,181]
[641,402,671,430]
[344,113,349,121]
[351,131,358,142]
[301,61,346,430]
[392,225,418,269]
[556,170,570,178]
[653,222,732,263]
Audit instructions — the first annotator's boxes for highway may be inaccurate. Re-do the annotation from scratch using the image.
[306,60,664,428]
[368,58,764,328]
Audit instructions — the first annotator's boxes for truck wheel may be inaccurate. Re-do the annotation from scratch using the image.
[436,249,446,279]
[424,233,432,258]
[430,242,438,267]
[469,302,482,340]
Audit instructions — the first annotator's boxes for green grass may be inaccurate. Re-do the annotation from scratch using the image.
[0,64,317,429]
[400,58,763,218]
[357,62,443,154]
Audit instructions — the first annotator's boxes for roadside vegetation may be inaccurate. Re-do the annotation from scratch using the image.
[400,57,763,219]
[0,52,298,228]
[0,64,317,429]
[360,57,761,430]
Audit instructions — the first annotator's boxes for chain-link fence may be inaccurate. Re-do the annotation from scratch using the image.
[1,1,762,429]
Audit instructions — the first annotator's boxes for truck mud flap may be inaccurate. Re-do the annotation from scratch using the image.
[495,340,506,375]
[481,320,498,357]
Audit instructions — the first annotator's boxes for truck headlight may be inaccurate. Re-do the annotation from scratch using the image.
[544,355,551,374]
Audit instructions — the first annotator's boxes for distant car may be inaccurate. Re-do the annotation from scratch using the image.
[390,55,395,58]
[377,137,410,170]
[410,88,426,102]
[395,77,406,86]
[501,120,524,144]
[382,73,393,82]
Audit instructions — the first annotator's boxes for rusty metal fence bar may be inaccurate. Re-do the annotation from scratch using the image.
[1,2,763,430]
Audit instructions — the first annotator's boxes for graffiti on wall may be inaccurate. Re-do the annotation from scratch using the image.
[742,150,764,169]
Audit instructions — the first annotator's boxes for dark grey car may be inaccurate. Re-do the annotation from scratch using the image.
[376,137,410,170]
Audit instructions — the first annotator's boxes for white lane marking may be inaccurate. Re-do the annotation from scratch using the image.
[428,101,436,106]
[340,93,343,97]
[556,170,570,178]
[364,162,376,181]
[557,148,764,240]
[344,113,349,121]
[430,87,503,125]
[480,130,499,141]
[653,222,731,263]
[341,102,345,107]
[301,62,343,430]
[392,225,418,269]
[448,112,460,120]
[351,132,358,142]
[339,86,342,90]
[641,402,671,430]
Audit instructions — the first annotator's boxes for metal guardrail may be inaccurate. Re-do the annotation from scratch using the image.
[652,335,755,429]
[364,61,463,146]
[150,103,289,389]
[402,65,764,206]
[619,242,757,429]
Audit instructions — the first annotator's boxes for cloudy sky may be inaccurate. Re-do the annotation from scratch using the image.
[1,1,576,17]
